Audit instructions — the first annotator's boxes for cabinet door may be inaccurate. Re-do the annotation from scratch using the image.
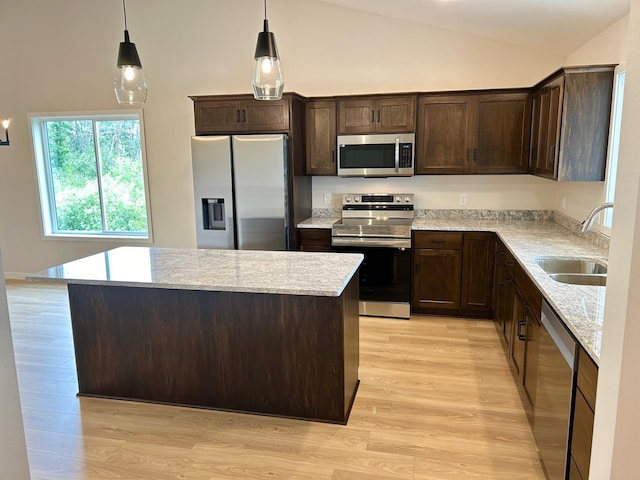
[242,100,290,132]
[306,101,337,175]
[571,389,595,480]
[412,248,462,310]
[532,77,564,179]
[473,93,530,173]
[545,77,564,177]
[461,232,495,311]
[194,100,243,134]
[337,98,376,134]
[376,96,416,133]
[523,311,540,408]
[511,290,527,383]
[416,96,473,174]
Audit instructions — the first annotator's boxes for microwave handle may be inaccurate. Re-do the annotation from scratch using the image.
[395,138,400,172]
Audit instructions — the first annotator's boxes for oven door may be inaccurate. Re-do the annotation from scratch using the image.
[333,244,411,319]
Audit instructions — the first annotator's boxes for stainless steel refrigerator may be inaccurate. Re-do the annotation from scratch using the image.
[191,134,291,250]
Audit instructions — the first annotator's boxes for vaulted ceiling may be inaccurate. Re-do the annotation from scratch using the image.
[318,0,630,55]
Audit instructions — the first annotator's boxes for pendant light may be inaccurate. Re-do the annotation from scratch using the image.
[251,0,284,100]
[114,0,148,105]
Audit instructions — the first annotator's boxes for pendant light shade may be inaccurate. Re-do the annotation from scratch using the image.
[114,0,147,105]
[252,1,284,100]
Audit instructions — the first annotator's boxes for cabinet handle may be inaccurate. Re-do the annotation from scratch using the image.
[331,150,335,164]
[242,109,247,123]
[430,239,446,244]
[377,110,381,123]
[467,148,471,162]
[236,110,241,123]
[517,320,526,341]
[371,111,375,123]
[549,145,555,162]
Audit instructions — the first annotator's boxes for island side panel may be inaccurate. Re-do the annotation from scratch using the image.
[341,272,360,419]
[67,283,355,423]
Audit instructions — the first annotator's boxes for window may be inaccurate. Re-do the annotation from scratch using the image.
[30,111,152,240]
[603,67,626,230]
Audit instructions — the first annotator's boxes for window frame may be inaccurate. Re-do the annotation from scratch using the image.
[602,65,626,233]
[29,110,153,242]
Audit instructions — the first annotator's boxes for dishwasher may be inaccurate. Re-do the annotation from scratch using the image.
[534,300,578,480]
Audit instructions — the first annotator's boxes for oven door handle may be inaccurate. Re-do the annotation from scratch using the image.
[395,137,400,172]
[332,237,411,249]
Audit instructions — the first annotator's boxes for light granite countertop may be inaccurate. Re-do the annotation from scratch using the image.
[28,247,363,298]
[297,216,607,364]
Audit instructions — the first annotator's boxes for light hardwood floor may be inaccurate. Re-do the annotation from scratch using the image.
[6,281,546,480]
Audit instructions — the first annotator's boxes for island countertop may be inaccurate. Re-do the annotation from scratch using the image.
[29,246,363,298]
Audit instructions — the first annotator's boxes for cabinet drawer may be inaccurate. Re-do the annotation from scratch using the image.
[571,389,595,480]
[298,228,331,247]
[577,347,598,409]
[413,232,463,249]
[515,263,542,318]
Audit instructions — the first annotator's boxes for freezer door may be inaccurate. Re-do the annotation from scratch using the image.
[232,135,287,250]
[191,136,235,249]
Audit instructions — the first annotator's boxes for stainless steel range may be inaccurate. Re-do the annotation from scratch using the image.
[332,194,414,319]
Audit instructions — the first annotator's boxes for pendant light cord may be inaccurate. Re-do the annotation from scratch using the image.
[263,0,267,21]
[122,0,128,30]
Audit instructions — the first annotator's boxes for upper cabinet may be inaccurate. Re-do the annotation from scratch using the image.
[337,95,417,134]
[190,95,291,134]
[529,65,615,181]
[416,91,530,175]
[305,99,337,175]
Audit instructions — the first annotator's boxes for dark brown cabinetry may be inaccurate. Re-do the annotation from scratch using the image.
[529,65,615,181]
[461,232,495,312]
[412,232,463,311]
[191,96,291,134]
[298,228,332,252]
[494,238,516,347]
[416,91,530,174]
[412,231,493,317]
[570,348,598,480]
[305,100,337,175]
[337,95,417,134]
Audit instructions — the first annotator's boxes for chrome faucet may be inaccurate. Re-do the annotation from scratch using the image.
[581,202,614,233]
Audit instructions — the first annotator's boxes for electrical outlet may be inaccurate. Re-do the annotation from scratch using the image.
[459,193,468,206]
[323,193,332,205]
[561,196,567,210]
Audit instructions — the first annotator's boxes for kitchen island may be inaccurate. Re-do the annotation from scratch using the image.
[29,247,363,424]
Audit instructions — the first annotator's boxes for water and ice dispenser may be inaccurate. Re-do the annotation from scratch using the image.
[202,198,226,230]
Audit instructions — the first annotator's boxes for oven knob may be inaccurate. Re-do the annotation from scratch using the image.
[404,196,411,203]
[355,196,361,202]
[345,195,353,203]
[395,196,401,203]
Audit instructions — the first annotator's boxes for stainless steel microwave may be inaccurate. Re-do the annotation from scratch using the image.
[337,133,415,177]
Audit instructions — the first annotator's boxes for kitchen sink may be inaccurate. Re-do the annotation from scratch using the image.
[535,257,607,286]
[548,273,607,286]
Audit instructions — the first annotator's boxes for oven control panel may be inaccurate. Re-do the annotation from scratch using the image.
[342,193,414,205]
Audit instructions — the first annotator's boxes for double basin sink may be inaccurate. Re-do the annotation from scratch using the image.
[535,257,607,286]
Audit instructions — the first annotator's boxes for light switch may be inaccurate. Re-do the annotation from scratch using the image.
[323,193,332,205]
[459,193,468,206]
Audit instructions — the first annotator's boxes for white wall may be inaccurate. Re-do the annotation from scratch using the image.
[0,0,566,276]
[590,0,640,476]
[555,16,630,231]
[313,175,556,210]
[0,248,31,479]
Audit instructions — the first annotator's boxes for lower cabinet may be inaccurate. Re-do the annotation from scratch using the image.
[570,347,598,480]
[412,231,494,316]
[298,228,332,252]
